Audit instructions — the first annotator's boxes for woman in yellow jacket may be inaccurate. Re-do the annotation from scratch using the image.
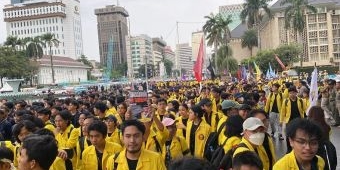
[54,110,80,170]
[104,115,122,146]
[161,117,190,167]
[175,103,190,138]
[186,104,211,158]
[222,115,243,153]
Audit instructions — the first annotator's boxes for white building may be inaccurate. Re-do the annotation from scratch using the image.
[38,55,89,84]
[126,34,153,77]
[3,0,83,59]
[176,43,193,74]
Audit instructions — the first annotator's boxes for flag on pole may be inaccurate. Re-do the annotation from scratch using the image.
[253,62,262,81]
[269,63,275,78]
[306,67,318,115]
[274,54,286,71]
[266,69,270,80]
[193,38,204,82]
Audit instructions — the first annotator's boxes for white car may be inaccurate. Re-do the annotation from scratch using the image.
[53,88,68,95]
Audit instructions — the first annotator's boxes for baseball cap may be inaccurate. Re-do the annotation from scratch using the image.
[105,115,117,123]
[221,100,239,110]
[243,117,265,131]
[198,98,212,107]
[162,117,176,127]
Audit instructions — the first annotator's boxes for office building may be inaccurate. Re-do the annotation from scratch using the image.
[3,0,83,59]
[176,43,193,74]
[95,5,129,69]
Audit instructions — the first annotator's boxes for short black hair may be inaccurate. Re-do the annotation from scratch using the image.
[199,98,212,107]
[94,102,107,113]
[157,98,167,104]
[225,115,244,138]
[70,100,79,109]
[34,128,55,138]
[233,151,263,170]
[87,120,107,137]
[56,110,72,126]
[0,146,14,163]
[248,109,269,119]
[37,108,51,117]
[169,157,214,170]
[22,135,58,170]
[13,120,37,143]
[286,118,322,141]
[121,119,146,135]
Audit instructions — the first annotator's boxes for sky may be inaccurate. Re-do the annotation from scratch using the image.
[0,0,247,61]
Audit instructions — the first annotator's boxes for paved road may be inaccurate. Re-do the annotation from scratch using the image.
[273,127,340,170]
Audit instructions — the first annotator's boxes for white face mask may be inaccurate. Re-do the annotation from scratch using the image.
[249,132,265,145]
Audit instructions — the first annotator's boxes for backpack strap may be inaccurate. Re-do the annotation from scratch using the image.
[153,136,162,153]
[113,152,120,170]
[79,136,85,160]
[217,122,227,137]
[68,127,74,139]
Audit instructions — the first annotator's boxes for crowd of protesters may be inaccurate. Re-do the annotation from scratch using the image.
[0,75,338,170]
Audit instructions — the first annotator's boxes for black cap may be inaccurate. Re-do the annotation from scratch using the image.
[198,98,212,107]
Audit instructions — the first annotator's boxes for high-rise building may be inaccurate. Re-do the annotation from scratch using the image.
[176,43,193,74]
[152,37,166,66]
[191,31,204,62]
[126,34,153,77]
[95,5,129,69]
[219,4,243,31]
[164,46,175,62]
[3,0,83,59]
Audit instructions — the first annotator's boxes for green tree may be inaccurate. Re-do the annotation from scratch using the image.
[26,36,44,60]
[4,36,20,50]
[241,29,258,57]
[240,0,272,28]
[203,13,223,73]
[77,55,93,70]
[138,64,154,78]
[116,62,128,76]
[163,59,173,76]
[41,33,60,84]
[282,0,316,67]
[215,45,238,73]
[274,43,302,68]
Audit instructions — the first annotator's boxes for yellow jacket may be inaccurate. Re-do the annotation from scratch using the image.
[55,125,80,170]
[106,128,122,146]
[106,107,117,115]
[75,136,91,170]
[283,89,289,100]
[223,136,241,153]
[45,120,55,132]
[81,141,123,170]
[216,115,227,145]
[50,157,66,170]
[203,111,222,132]
[264,92,283,114]
[144,127,169,153]
[106,149,166,170]
[273,151,325,170]
[161,136,190,161]
[186,119,211,158]
[175,116,189,138]
[0,141,17,167]
[114,113,125,126]
[233,137,274,170]
[280,98,306,123]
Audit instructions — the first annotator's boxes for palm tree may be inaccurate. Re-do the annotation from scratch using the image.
[216,45,238,73]
[203,13,223,73]
[203,14,233,73]
[282,0,316,67]
[26,36,44,61]
[4,36,20,50]
[240,0,272,28]
[241,29,258,56]
[41,33,60,84]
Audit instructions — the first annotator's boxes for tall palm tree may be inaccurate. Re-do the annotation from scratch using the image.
[26,36,44,61]
[240,0,272,28]
[241,29,258,56]
[41,33,60,84]
[282,0,316,67]
[203,14,233,73]
[203,13,223,73]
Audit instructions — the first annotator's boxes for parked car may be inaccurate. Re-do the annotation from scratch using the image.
[53,88,68,95]
[33,88,50,96]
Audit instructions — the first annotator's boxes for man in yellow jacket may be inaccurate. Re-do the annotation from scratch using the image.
[106,119,166,170]
[233,117,272,170]
[82,120,122,170]
[264,83,284,140]
[273,118,325,170]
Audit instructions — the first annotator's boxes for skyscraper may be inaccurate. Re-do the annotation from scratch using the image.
[3,0,83,59]
[95,5,129,69]
[176,43,193,75]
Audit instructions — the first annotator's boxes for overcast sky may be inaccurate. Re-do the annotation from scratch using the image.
[0,0,249,61]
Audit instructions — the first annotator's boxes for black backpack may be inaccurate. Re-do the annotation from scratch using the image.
[317,140,337,170]
[203,121,226,160]
[217,143,248,170]
[210,138,228,167]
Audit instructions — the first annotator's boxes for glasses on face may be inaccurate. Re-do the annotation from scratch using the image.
[293,138,319,148]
